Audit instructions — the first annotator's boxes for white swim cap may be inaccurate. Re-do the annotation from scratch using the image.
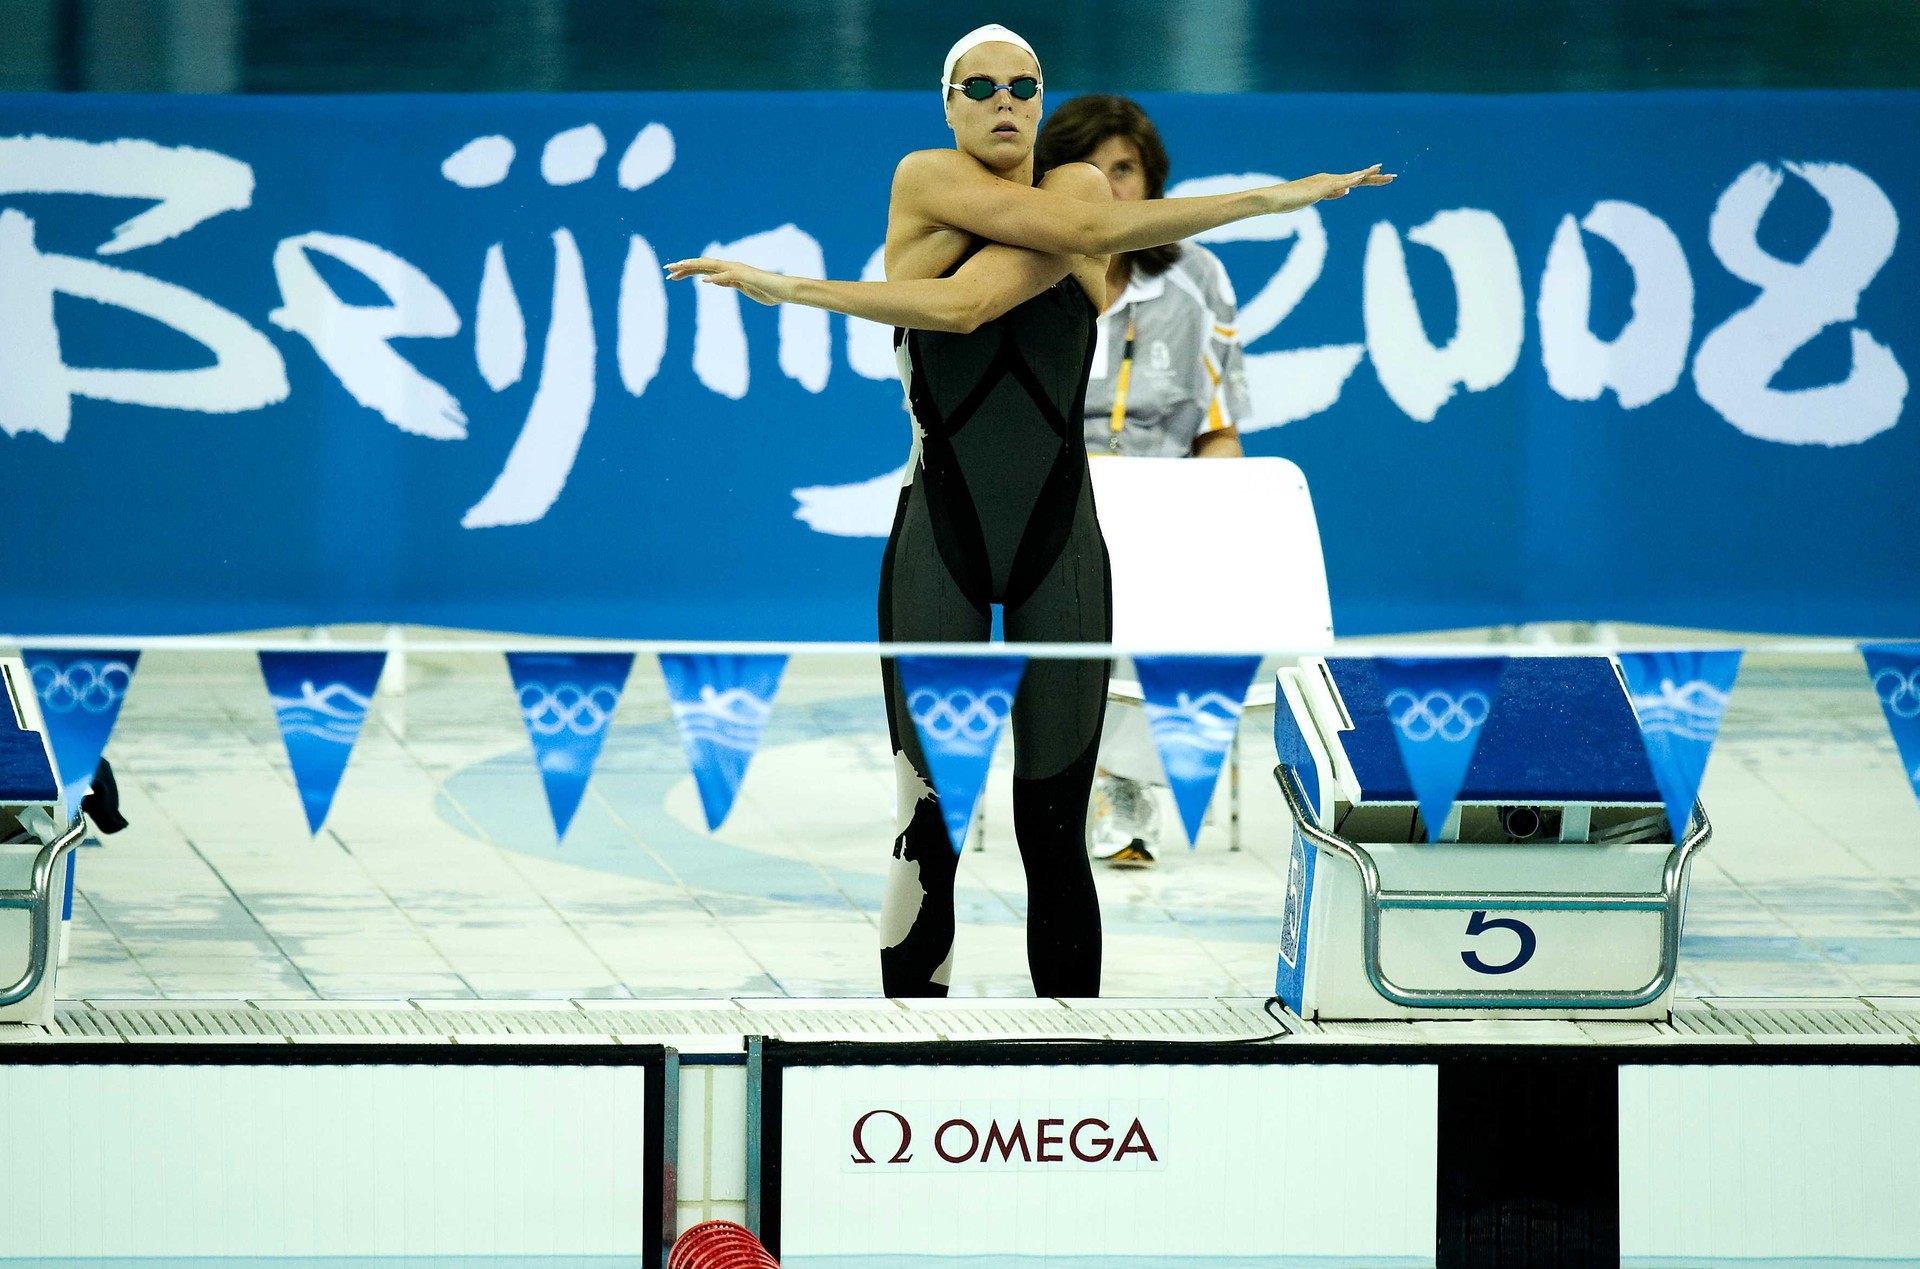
[941,24,1042,99]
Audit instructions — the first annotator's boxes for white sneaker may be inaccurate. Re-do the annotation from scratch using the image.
[1091,773,1160,866]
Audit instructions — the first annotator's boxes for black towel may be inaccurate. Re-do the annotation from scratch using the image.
[81,757,128,834]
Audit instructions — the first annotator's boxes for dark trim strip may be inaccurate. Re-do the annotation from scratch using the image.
[647,1049,674,1269]
[755,1035,784,1259]
[1439,1051,1617,1266]
[0,1041,672,1065]
[759,1038,1920,1069]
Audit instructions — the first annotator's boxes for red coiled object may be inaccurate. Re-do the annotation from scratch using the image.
[668,1220,780,1269]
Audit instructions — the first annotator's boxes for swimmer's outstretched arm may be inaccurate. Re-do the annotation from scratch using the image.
[665,240,1074,335]
[893,153,1394,258]
[669,161,1109,331]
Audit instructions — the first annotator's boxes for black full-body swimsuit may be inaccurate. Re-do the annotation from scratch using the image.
[878,261,1112,998]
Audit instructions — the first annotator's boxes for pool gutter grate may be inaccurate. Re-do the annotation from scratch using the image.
[14,997,1912,1046]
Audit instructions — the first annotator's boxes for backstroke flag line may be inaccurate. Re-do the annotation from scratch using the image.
[895,655,1025,854]
[21,649,140,818]
[506,651,634,841]
[1374,657,1505,842]
[1135,655,1263,847]
[1863,643,1920,810]
[659,653,786,831]
[1617,650,1743,838]
[258,651,385,835]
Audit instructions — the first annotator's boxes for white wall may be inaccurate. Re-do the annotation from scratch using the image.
[1621,1063,1920,1259]
[0,1062,652,1256]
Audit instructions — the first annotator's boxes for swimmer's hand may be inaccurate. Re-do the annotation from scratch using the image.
[664,257,796,306]
[1264,165,1395,213]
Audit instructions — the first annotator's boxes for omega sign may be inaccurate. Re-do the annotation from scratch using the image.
[841,1101,1169,1173]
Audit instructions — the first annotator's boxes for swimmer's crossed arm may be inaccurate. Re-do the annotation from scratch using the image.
[667,164,1110,332]
[666,245,1072,335]
[893,149,1395,257]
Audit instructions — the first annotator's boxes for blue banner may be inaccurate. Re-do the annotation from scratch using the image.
[21,649,139,817]
[1618,650,1743,837]
[895,655,1025,854]
[1135,655,1263,847]
[659,653,786,832]
[257,651,384,834]
[1375,657,1505,841]
[505,651,633,840]
[1,92,1917,638]
[1863,643,1920,809]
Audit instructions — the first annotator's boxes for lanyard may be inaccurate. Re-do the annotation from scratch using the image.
[1105,304,1138,455]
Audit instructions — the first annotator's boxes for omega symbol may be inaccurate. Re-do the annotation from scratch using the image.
[849,1109,913,1165]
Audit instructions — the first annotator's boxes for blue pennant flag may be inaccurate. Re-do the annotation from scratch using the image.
[1863,643,1920,809]
[258,651,385,835]
[1375,657,1506,842]
[1618,650,1743,839]
[1135,655,1262,847]
[895,655,1025,854]
[659,653,786,832]
[22,649,140,818]
[506,651,633,840]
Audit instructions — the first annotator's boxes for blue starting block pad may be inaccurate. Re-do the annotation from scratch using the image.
[1329,656,1659,806]
[1273,655,1707,1022]
[0,717,59,805]
[0,659,84,1026]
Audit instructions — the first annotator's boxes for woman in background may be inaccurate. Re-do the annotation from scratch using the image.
[1037,95,1249,866]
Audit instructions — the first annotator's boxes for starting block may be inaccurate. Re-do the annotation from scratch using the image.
[1272,655,1709,1021]
[0,657,84,1026]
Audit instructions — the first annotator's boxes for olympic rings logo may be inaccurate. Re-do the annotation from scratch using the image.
[1386,688,1490,743]
[31,660,134,714]
[518,681,621,736]
[908,687,1014,746]
[1874,667,1920,720]
[1280,833,1307,966]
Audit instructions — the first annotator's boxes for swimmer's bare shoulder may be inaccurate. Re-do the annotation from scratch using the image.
[886,150,988,281]
[890,147,1108,265]
[1036,162,1108,199]
[892,147,985,195]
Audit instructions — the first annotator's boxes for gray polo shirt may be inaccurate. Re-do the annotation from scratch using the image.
[1081,243,1253,458]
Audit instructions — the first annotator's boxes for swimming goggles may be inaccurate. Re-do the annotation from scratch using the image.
[949,75,1042,101]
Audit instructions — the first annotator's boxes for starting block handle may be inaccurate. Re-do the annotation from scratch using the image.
[0,820,86,1009]
[1378,893,1668,912]
[1275,765,1711,1011]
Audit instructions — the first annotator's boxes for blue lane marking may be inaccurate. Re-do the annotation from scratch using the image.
[1678,935,1829,964]
[438,696,1284,945]
[1677,933,1920,967]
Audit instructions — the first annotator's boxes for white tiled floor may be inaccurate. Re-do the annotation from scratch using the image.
[31,645,1920,1003]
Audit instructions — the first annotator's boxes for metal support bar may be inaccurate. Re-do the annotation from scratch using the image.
[744,1035,765,1238]
[1274,765,1710,1010]
[0,819,86,1008]
[1229,729,1242,852]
